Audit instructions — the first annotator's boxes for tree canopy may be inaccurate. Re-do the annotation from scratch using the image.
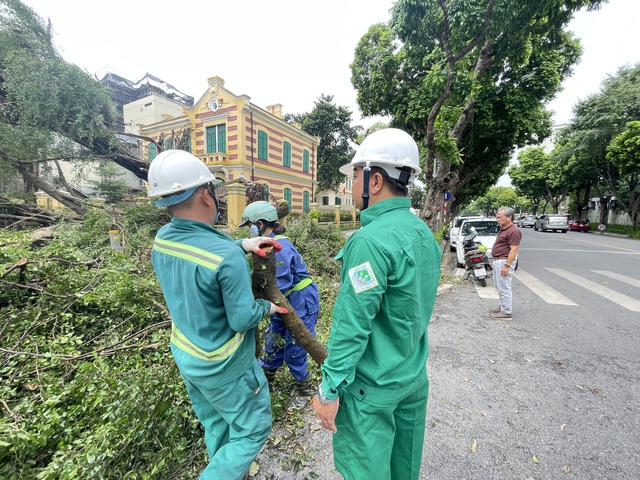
[556,64,640,226]
[351,0,606,226]
[509,146,571,214]
[295,94,360,193]
[0,0,148,216]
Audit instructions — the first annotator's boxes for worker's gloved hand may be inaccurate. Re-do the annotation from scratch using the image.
[268,302,289,316]
[242,237,283,258]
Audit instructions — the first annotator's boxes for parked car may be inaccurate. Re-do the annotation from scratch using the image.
[455,218,500,268]
[517,215,537,228]
[534,214,569,233]
[569,219,590,232]
[449,215,484,252]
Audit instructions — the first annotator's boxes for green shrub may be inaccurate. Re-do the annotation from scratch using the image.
[589,222,639,238]
[0,207,346,479]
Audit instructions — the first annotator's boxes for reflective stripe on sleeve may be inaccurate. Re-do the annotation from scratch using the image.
[153,238,223,270]
[170,323,246,361]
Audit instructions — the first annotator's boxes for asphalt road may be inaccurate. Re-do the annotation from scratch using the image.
[254,229,640,480]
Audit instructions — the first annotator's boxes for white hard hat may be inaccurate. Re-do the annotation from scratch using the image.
[147,150,220,207]
[339,128,421,183]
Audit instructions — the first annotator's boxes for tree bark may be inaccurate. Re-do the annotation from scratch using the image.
[251,248,327,366]
[0,196,80,228]
[12,162,88,215]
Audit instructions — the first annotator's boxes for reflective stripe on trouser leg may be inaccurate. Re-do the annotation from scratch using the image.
[173,350,272,480]
[492,258,514,314]
[332,380,429,480]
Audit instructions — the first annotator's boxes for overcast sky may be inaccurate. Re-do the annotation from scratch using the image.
[21,0,640,128]
[20,0,640,140]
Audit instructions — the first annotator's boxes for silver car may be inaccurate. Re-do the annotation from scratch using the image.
[534,214,569,233]
[517,215,537,228]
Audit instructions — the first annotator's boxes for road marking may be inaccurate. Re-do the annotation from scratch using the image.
[591,270,640,289]
[520,248,640,255]
[547,268,640,312]
[569,238,640,253]
[455,268,499,298]
[475,281,499,299]
[513,269,578,305]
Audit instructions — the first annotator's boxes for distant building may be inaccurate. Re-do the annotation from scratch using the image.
[100,72,193,132]
[37,72,190,206]
[135,76,319,225]
[316,177,354,212]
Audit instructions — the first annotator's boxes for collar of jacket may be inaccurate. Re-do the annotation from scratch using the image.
[360,197,411,227]
[170,217,232,240]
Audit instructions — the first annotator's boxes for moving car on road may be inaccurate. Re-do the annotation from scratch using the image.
[569,219,590,232]
[517,215,537,228]
[535,214,569,233]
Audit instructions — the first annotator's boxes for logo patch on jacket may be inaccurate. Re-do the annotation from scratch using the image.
[348,262,378,293]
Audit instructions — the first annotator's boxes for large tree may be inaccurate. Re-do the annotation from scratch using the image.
[351,0,606,228]
[510,147,569,214]
[0,0,149,216]
[606,120,640,227]
[558,65,640,227]
[296,94,360,193]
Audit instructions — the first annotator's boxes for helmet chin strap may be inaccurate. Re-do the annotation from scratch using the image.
[208,183,221,225]
[361,166,371,210]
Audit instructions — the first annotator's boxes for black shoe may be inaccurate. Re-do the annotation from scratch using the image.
[263,369,277,389]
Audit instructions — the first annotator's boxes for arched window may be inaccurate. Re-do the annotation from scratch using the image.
[303,191,310,213]
[284,188,292,210]
[258,130,268,160]
[303,150,309,172]
[283,142,291,168]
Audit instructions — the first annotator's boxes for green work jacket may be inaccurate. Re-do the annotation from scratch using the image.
[321,197,441,405]
[152,217,271,379]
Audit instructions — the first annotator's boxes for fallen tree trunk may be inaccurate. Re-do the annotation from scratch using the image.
[0,196,81,228]
[251,248,328,366]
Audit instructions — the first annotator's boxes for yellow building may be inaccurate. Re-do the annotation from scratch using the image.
[136,76,319,226]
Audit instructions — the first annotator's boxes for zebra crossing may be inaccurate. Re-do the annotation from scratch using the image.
[456,268,640,312]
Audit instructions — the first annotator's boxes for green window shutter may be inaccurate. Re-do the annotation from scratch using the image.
[284,188,292,210]
[283,142,291,168]
[218,125,226,153]
[186,136,192,153]
[148,143,157,160]
[303,191,309,213]
[303,150,309,172]
[258,131,268,160]
[206,126,216,153]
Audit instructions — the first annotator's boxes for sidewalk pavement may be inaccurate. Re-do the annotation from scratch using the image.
[252,282,454,480]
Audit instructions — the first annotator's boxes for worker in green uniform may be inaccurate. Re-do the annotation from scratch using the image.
[312,129,441,480]
[148,150,288,480]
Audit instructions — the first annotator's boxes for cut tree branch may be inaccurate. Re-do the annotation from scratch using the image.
[251,248,327,366]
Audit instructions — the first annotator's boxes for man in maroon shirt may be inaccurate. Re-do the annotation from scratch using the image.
[489,207,522,319]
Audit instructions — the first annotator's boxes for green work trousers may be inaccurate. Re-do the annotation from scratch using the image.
[172,346,272,480]
[333,379,429,480]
